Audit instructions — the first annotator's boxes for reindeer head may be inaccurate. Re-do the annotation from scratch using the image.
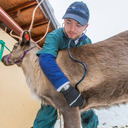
[2,31,33,66]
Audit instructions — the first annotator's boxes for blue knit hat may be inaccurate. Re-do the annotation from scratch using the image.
[62,1,89,26]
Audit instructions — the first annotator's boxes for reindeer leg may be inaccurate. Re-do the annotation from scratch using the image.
[42,92,82,128]
[62,107,81,128]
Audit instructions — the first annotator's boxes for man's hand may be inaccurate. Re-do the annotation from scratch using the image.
[60,84,83,107]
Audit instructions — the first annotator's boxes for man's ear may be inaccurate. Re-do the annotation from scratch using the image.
[20,31,31,46]
[85,23,89,29]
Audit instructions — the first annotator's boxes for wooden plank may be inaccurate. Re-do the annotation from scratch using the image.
[6,0,37,14]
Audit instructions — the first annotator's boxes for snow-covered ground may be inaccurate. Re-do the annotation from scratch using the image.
[55,104,128,128]
[96,104,128,128]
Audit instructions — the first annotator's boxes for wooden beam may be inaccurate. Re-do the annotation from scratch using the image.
[21,20,48,29]
[6,0,37,15]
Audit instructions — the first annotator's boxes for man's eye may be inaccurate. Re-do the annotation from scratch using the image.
[67,21,71,24]
[77,24,82,27]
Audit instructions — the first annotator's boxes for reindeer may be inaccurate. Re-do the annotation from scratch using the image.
[2,30,128,128]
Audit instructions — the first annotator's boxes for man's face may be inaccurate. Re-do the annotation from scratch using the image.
[64,18,88,39]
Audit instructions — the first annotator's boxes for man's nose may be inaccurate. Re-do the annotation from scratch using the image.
[70,24,75,31]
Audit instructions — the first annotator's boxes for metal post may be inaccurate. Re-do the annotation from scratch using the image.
[0,7,23,36]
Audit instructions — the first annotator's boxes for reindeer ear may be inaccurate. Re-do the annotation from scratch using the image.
[20,31,31,46]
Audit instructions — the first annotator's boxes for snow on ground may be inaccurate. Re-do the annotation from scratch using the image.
[96,104,128,128]
[55,104,128,128]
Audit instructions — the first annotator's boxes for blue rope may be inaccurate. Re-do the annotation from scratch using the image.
[68,39,87,89]
[0,40,11,62]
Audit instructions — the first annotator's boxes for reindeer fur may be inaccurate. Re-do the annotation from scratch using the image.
[2,30,128,128]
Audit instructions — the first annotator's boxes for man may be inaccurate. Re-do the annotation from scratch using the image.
[34,1,99,128]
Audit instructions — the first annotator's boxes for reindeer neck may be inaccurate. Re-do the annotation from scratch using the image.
[21,45,49,93]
